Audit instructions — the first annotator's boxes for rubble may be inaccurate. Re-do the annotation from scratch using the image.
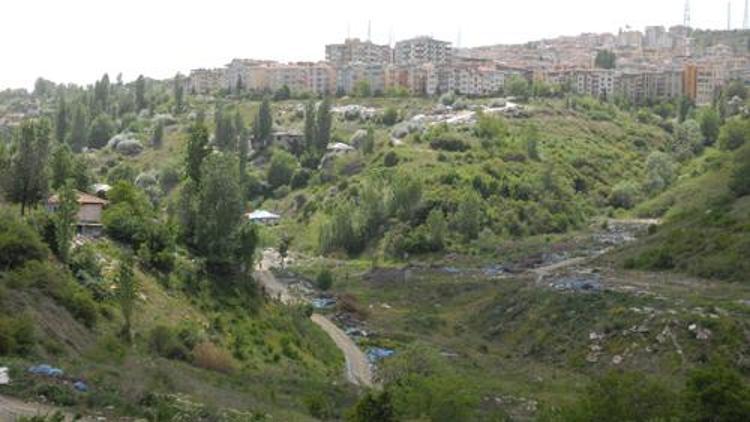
[550,275,602,292]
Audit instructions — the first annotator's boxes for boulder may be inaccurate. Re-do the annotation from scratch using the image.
[350,129,368,148]
[153,113,177,126]
[391,121,424,139]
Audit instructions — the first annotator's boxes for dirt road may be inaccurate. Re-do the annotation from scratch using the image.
[256,250,373,387]
[0,394,86,421]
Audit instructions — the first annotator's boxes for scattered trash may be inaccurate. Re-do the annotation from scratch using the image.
[28,364,64,377]
[688,324,712,341]
[551,275,602,292]
[380,303,392,309]
[0,367,9,385]
[312,298,337,309]
[612,355,623,365]
[344,327,369,338]
[367,347,395,363]
[73,381,89,392]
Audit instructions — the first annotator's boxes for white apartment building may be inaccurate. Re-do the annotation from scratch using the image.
[326,38,392,65]
[574,69,618,98]
[187,68,227,94]
[336,63,387,94]
[395,36,452,65]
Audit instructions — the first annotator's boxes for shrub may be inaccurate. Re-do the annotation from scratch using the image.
[729,145,750,197]
[719,117,750,151]
[381,107,400,126]
[267,150,299,189]
[383,151,399,167]
[149,325,188,360]
[290,168,311,190]
[608,181,639,209]
[316,268,334,290]
[0,212,49,271]
[0,315,35,355]
[429,136,469,152]
[192,341,236,374]
[683,364,750,421]
[304,392,335,420]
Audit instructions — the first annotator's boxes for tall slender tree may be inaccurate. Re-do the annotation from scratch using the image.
[304,100,317,153]
[315,97,332,152]
[253,98,273,148]
[185,122,210,184]
[235,110,248,184]
[7,119,51,215]
[114,254,138,342]
[55,95,68,143]
[54,180,79,263]
[68,103,87,153]
[174,74,185,114]
[135,75,147,112]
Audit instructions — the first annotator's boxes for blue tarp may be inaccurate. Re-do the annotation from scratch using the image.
[73,381,89,392]
[367,347,395,363]
[28,364,64,377]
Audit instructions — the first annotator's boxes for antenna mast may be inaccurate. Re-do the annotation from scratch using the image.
[684,0,691,27]
[744,0,750,29]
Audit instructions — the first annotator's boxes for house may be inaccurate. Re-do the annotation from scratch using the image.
[47,191,109,237]
[245,210,281,226]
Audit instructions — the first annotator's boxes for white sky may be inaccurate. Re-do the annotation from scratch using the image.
[0,0,737,90]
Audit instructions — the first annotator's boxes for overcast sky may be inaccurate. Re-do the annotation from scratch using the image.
[0,0,738,90]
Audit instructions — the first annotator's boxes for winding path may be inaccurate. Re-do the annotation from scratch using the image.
[255,251,373,387]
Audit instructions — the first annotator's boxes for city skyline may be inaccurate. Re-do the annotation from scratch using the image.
[0,0,745,90]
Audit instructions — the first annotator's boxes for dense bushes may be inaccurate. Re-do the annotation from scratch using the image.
[192,341,236,374]
[0,211,49,271]
[0,315,35,355]
[429,135,470,152]
[729,144,750,197]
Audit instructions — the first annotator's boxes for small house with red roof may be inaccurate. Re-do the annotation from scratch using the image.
[47,191,109,237]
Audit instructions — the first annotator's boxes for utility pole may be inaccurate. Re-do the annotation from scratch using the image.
[684,0,691,28]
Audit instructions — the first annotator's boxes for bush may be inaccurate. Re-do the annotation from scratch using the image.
[290,168,311,190]
[429,135,469,152]
[383,151,399,167]
[719,117,750,151]
[381,107,400,126]
[0,315,35,355]
[267,150,298,189]
[608,181,639,209]
[192,341,236,374]
[729,145,750,198]
[149,325,188,360]
[0,212,49,271]
[316,268,334,290]
[304,392,335,420]
[683,364,750,421]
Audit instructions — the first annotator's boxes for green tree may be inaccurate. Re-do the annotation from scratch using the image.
[278,235,291,269]
[361,126,375,155]
[173,74,184,114]
[50,144,74,190]
[55,95,68,143]
[135,75,147,112]
[678,95,693,123]
[729,145,750,197]
[683,364,750,422]
[232,220,259,275]
[315,97,332,151]
[348,391,396,422]
[185,122,210,184]
[214,104,237,152]
[425,208,447,251]
[609,181,639,209]
[67,103,87,153]
[594,50,617,69]
[718,117,750,150]
[390,176,422,221]
[7,119,51,215]
[195,153,243,270]
[236,110,248,185]
[253,98,273,148]
[454,192,482,242]
[507,75,530,99]
[354,80,372,97]
[267,150,298,189]
[316,267,334,290]
[671,119,703,160]
[381,107,399,126]
[644,151,676,194]
[151,120,164,149]
[54,181,79,264]
[304,100,317,153]
[114,254,139,342]
[698,107,720,145]
[88,113,115,149]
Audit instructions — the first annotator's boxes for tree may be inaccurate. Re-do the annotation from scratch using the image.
[390,176,422,221]
[278,235,292,269]
[88,113,115,149]
[644,151,676,194]
[214,105,237,152]
[671,119,703,160]
[151,120,164,149]
[594,50,616,69]
[678,95,692,123]
[274,85,291,101]
[381,107,399,126]
[93,73,111,114]
[67,103,87,153]
[232,221,259,275]
[609,181,639,209]
[718,117,750,151]
[55,95,68,143]
[698,107,720,146]
[425,208,447,251]
[7,119,51,215]
[267,150,298,189]
[173,74,184,114]
[304,100,317,153]
[507,75,530,99]
[316,268,334,290]
[683,364,750,422]
[185,122,210,184]
[135,75,147,112]
[315,97,332,151]
[361,126,375,155]
[253,98,273,148]
[354,80,372,97]
[195,153,244,271]
[729,145,750,198]
[454,192,482,242]
[54,181,79,264]
[114,254,138,342]
[725,79,748,100]
[51,144,74,190]
[236,110,248,185]
[348,391,396,422]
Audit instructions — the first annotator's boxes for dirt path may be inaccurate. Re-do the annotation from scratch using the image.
[256,250,373,387]
[0,394,84,421]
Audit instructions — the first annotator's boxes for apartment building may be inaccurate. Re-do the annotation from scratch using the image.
[574,69,618,98]
[187,68,227,94]
[395,36,452,65]
[326,38,392,65]
[644,26,673,50]
[336,63,387,94]
[617,70,682,104]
